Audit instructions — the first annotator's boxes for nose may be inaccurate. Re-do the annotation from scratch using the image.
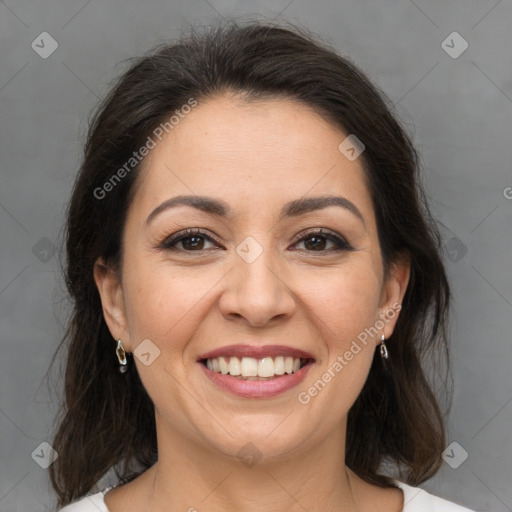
[218,245,296,327]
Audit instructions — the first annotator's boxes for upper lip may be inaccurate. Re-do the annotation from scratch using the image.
[198,344,315,361]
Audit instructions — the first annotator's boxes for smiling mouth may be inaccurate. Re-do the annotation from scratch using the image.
[200,356,313,380]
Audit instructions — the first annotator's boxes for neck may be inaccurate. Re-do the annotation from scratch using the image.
[141,416,364,512]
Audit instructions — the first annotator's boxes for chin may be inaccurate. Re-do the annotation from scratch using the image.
[201,422,309,464]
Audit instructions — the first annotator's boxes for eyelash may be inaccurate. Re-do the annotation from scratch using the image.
[158,228,353,253]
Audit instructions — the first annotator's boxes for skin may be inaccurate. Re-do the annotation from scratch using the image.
[94,94,410,512]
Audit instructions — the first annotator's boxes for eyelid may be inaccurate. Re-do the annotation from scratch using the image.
[291,227,347,244]
[159,228,222,250]
[290,227,353,252]
[159,226,353,253]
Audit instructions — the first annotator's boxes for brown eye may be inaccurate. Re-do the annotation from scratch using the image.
[292,229,352,252]
[179,235,207,250]
[160,228,219,251]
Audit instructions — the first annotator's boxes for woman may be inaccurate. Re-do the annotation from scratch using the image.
[50,21,477,511]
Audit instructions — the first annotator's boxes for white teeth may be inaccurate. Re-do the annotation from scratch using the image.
[241,357,258,377]
[205,355,306,378]
[258,357,275,377]
[274,356,285,375]
[219,356,229,374]
[229,356,241,376]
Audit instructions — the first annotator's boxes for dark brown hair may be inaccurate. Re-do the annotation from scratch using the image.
[49,20,452,508]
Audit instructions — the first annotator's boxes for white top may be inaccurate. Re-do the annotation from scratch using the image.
[59,479,478,511]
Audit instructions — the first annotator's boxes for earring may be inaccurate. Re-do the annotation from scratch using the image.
[379,334,389,360]
[116,339,128,373]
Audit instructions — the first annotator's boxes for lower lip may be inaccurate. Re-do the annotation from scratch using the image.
[198,361,314,398]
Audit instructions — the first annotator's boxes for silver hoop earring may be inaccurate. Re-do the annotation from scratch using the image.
[379,334,389,360]
[116,339,128,373]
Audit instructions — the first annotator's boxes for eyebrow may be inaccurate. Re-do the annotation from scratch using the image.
[146,194,366,227]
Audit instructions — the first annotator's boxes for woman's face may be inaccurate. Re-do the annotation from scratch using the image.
[95,94,409,461]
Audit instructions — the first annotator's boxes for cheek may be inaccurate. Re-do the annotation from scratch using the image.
[122,261,220,353]
[121,264,214,410]
[293,263,382,433]
[305,261,382,345]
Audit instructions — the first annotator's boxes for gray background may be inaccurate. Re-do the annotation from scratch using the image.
[1,1,511,511]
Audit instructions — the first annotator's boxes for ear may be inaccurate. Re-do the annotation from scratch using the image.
[93,257,132,352]
[378,253,411,339]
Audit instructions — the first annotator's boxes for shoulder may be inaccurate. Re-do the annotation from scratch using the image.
[57,480,479,512]
[58,489,110,512]
[394,480,479,512]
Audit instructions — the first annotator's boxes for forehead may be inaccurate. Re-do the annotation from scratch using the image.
[131,94,374,224]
